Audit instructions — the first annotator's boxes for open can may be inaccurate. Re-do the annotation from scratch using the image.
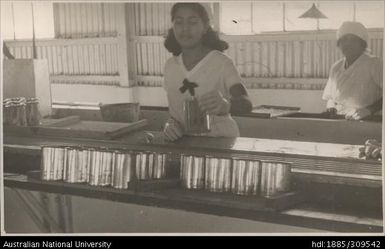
[183,96,210,135]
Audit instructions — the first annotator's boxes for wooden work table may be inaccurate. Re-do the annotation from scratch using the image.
[3,131,383,233]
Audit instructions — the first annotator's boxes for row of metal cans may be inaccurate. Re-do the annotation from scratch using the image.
[41,146,168,189]
[180,155,291,197]
[3,97,41,126]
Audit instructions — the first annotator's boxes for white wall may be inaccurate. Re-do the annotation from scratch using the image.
[51,84,134,105]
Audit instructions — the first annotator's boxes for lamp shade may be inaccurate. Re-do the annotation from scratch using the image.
[299,3,327,19]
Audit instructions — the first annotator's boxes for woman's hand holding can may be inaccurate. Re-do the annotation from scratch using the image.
[164,117,183,141]
[198,90,230,116]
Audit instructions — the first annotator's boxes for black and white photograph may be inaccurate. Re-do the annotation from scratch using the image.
[1,0,384,236]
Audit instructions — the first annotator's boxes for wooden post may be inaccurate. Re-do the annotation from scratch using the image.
[126,3,138,88]
[125,3,139,103]
[115,3,131,88]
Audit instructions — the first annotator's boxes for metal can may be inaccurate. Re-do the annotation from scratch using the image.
[4,98,27,126]
[100,150,113,186]
[179,154,190,188]
[153,153,166,179]
[123,152,134,188]
[184,97,211,135]
[112,151,125,189]
[135,151,148,180]
[274,162,291,192]
[86,148,95,183]
[3,101,11,125]
[260,160,292,197]
[25,98,41,126]
[64,147,78,183]
[147,152,154,179]
[111,151,133,189]
[41,146,54,180]
[89,149,102,186]
[77,148,91,183]
[53,146,66,180]
[180,154,205,189]
[231,158,261,195]
[205,156,232,192]
[14,98,27,126]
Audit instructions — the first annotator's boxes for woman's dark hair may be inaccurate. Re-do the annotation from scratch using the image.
[164,3,229,56]
[337,35,368,50]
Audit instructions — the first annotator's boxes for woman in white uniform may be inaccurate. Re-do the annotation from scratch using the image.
[163,3,252,141]
[322,21,383,120]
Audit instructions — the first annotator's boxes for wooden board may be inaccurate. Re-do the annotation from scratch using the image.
[40,115,81,127]
[279,112,382,122]
[252,105,300,118]
[4,116,148,140]
[37,119,148,139]
[4,116,81,135]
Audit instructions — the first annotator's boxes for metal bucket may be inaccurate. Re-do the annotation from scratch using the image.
[231,158,261,195]
[205,156,232,192]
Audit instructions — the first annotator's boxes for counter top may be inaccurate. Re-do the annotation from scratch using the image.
[4,131,379,163]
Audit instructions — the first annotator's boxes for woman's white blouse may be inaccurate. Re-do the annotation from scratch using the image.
[163,50,241,137]
[322,53,383,115]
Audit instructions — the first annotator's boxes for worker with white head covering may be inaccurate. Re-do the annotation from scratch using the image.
[322,21,383,120]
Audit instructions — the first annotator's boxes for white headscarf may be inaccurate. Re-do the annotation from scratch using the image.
[337,21,368,43]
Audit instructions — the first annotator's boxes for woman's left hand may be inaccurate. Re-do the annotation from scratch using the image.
[199,90,230,115]
[345,108,372,120]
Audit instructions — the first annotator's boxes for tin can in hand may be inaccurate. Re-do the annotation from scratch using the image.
[184,97,210,135]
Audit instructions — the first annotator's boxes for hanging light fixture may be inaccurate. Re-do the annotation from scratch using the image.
[299,3,327,30]
[299,3,327,19]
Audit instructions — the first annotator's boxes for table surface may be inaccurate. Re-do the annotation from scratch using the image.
[4,130,381,164]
